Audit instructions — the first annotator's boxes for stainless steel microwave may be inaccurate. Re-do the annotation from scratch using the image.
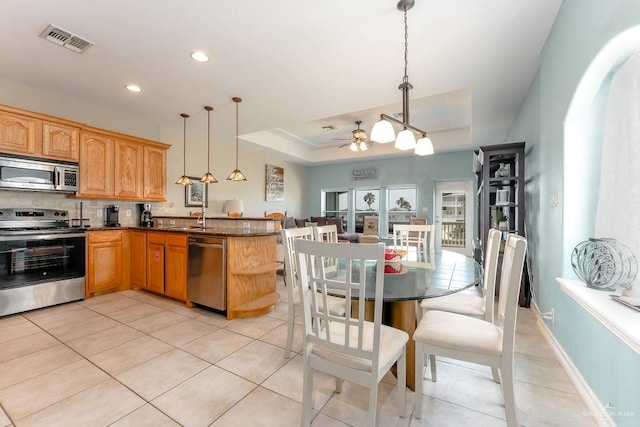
[0,155,79,193]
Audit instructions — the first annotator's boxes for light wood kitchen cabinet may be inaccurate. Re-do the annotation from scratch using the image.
[1,105,81,161]
[86,230,123,297]
[144,232,188,300]
[130,230,147,288]
[0,110,39,156]
[164,234,188,300]
[79,131,114,197]
[146,232,165,294]
[142,145,166,200]
[114,138,143,199]
[42,121,79,162]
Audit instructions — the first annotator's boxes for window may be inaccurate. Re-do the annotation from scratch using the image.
[324,190,348,231]
[387,187,417,233]
[354,188,379,233]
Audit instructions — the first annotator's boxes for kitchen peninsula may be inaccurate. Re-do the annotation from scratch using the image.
[89,216,281,320]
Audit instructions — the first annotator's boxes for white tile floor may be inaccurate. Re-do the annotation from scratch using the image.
[0,276,598,427]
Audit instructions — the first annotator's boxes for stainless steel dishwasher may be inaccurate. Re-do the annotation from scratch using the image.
[187,236,226,311]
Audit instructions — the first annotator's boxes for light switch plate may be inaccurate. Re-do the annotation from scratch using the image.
[550,192,558,207]
[96,209,102,217]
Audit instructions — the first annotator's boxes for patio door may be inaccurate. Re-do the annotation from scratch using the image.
[434,180,474,256]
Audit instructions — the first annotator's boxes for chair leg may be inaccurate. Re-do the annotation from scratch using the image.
[335,377,343,394]
[284,304,295,359]
[501,361,518,427]
[397,348,406,418]
[491,367,501,384]
[414,342,424,419]
[429,354,437,382]
[301,362,314,427]
[367,384,379,427]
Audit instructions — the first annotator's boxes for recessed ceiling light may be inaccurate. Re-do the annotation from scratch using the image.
[125,84,142,93]
[190,51,210,63]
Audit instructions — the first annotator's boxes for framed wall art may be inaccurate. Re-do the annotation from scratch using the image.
[185,178,209,207]
[265,164,284,201]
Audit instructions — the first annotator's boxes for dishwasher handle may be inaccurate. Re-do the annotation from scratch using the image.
[189,242,224,249]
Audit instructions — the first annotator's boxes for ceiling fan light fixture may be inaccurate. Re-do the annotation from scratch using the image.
[415,136,434,156]
[175,113,193,186]
[359,141,369,151]
[395,128,416,150]
[349,142,359,152]
[371,118,395,143]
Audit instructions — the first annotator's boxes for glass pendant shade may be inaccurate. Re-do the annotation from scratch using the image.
[200,106,218,184]
[395,128,416,150]
[359,141,368,151]
[227,97,247,182]
[414,136,434,156]
[370,119,395,143]
[175,175,192,185]
[226,169,247,181]
[349,142,358,152]
[175,113,192,185]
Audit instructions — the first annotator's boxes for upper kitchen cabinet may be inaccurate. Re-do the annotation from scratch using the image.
[0,104,81,162]
[114,138,143,199]
[77,126,169,201]
[142,145,166,201]
[42,122,80,162]
[79,130,114,197]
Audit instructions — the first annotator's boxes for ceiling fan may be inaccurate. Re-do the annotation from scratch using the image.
[335,121,374,152]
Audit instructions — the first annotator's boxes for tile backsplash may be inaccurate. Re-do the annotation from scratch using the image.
[0,190,146,227]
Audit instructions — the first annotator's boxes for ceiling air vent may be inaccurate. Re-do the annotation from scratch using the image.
[39,24,94,53]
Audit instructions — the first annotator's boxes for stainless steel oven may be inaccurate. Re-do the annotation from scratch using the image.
[0,208,86,317]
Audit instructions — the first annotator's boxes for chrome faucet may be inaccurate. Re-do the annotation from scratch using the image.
[197,200,206,228]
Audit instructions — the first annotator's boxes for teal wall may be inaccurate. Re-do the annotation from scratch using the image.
[305,151,475,227]
[506,0,640,424]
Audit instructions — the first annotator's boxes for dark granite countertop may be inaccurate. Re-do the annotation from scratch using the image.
[87,226,278,237]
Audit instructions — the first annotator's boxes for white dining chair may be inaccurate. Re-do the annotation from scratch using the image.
[392,223,435,262]
[413,233,527,426]
[281,227,346,359]
[314,224,339,242]
[419,228,502,380]
[294,239,408,427]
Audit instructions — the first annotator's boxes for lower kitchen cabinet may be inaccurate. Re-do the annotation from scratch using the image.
[130,230,147,288]
[145,231,187,300]
[165,234,188,300]
[86,230,123,297]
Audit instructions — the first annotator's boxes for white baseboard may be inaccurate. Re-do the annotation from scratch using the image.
[530,301,616,427]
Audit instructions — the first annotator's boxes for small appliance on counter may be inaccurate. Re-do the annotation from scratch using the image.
[137,203,153,227]
[105,205,120,227]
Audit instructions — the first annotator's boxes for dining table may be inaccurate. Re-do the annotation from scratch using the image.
[339,247,483,390]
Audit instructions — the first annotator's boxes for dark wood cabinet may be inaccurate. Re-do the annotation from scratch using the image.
[476,142,530,306]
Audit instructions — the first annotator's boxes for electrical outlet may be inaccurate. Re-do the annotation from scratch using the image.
[96,209,102,218]
[126,209,132,217]
[243,221,250,228]
[169,219,176,225]
[422,207,428,213]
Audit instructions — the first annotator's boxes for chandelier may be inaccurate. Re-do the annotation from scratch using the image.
[370,0,434,156]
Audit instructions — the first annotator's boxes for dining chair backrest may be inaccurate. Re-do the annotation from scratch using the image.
[314,224,339,242]
[482,228,502,322]
[393,224,435,260]
[281,227,315,293]
[294,239,386,367]
[496,233,527,340]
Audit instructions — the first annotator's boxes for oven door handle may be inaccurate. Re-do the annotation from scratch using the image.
[0,232,87,242]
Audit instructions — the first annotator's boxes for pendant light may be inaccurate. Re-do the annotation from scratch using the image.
[175,113,193,185]
[370,0,434,156]
[200,105,218,183]
[226,97,247,181]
